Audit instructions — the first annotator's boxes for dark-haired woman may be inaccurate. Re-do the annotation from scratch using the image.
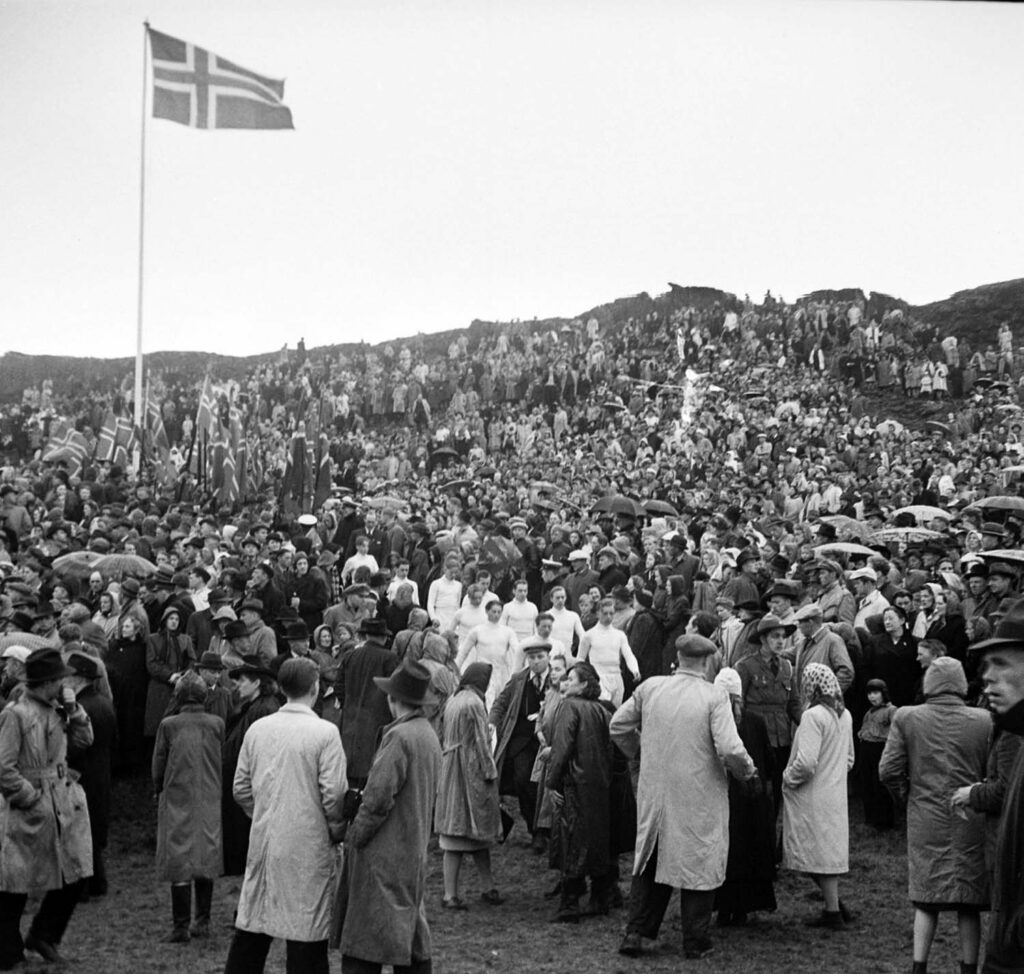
[547,661,614,922]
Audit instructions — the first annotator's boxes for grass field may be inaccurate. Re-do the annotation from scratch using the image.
[24,776,978,973]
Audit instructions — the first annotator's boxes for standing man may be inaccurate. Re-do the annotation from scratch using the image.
[500,579,539,643]
[564,550,599,613]
[510,517,543,608]
[611,635,755,960]
[336,618,399,789]
[224,658,347,974]
[339,660,441,974]
[792,604,855,697]
[964,602,1024,974]
[490,641,554,851]
[0,648,94,969]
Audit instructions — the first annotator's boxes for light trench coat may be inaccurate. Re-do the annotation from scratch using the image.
[0,695,94,894]
[610,670,754,890]
[233,703,347,942]
[782,704,855,874]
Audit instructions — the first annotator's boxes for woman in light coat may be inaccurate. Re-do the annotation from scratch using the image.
[879,657,991,974]
[152,673,224,942]
[782,662,855,930]
[434,662,502,909]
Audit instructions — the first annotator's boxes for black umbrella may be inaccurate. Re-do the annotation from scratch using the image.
[591,495,645,518]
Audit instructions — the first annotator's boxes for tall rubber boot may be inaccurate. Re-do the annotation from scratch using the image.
[163,883,191,943]
[191,879,214,938]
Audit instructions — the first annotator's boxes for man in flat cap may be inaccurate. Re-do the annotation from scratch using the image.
[815,560,856,627]
[612,635,755,961]
[849,566,890,631]
[793,603,855,698]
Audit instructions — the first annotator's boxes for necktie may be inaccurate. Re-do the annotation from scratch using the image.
[770,658,779,676]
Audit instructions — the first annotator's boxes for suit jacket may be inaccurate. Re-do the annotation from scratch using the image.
[490,668,544,774]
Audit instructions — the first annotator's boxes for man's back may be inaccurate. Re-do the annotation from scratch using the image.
[234,703,346,943]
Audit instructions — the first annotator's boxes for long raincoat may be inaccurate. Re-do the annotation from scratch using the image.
[609,670,754,890]
[341,710,441,965]
[0,694,93,894]
[233,703,347,941]
[782,703,855,874]
[152,703,224,882]
[879,671,991,906]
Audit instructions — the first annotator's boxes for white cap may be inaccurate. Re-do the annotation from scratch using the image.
[1,645,31,663]
[847,567,877,583]
[568,549,589,561]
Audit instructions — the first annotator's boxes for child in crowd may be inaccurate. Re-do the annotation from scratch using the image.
[858,678,897,830]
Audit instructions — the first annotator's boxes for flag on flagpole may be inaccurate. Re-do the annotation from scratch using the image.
[148,27,294,130]
[43,420,90,478]
[112,416,136,467]
[94,411,118,462]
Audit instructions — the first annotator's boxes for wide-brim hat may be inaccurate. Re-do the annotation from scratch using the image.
[228,654,276,681]
[751,614,797,643]
[971,597,1024,654]
[766,580,801,601]
[197,651,225,670]
[25,647,75,684]
[373,660,438,706]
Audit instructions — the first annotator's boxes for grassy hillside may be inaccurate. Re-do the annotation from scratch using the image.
[3,278,1022,397]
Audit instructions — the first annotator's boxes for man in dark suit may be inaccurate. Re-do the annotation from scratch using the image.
[336,618,399,788]
[489,640,553,852]
[667,535,700,602]
[247,562,285,628]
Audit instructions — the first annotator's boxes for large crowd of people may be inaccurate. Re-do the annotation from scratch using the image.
[2,289,1024,973]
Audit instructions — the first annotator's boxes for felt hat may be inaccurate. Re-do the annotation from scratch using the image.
[228,654,276,681]
[373,659,438,705]
[66,652,101,680]
[197,651,225,671]
[971,597,1024,653]
[751,614,796,643]
[25,648,74,685]
[766,579,801,601]
[239,597,264,614]
[357,618,390,637]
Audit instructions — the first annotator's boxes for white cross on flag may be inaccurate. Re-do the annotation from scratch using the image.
[148,28,293,130]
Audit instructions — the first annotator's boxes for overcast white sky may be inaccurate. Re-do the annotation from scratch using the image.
[2,0,1023,359]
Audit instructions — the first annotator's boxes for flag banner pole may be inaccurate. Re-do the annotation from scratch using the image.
[133,21,150,463]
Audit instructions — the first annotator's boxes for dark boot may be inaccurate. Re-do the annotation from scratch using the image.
[553,878,582,923]
[164,884,191,943]
[960,965,977,974]
[911,963,927,974]
[803,909,845,931]
[191,879,213,938]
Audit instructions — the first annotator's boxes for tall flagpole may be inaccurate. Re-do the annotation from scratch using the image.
[133,21,150,467]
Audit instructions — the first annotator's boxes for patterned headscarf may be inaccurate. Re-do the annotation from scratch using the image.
[801,662,844,714]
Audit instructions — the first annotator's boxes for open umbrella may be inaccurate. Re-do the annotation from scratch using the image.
[967,496,1024,514]
[875,419,905,435]
[52,550,103,571]
[870,527,945,544]
[891,505,952,523]
[439,479,477,494]
[93,553,158,577]
[642,499,679,517]
[428,447,461,472]
[532,498,558,512]
[814,542,877,558]
[818,515,870,540]
[364,495,406,511]
[590,495,645,518]
[924,421,952,435]
[1001,465,1024,474]
[476,465,497,479]
[979,548,1024,566]
[531,481,560,495]
[0,633,53,652]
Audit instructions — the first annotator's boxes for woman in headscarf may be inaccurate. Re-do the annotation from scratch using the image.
[92,589,120,643]
[781,662,855,931]
[879,657,991,974]
[435,662,503,910]
[144,605,196,742]
[547,660,615,923]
